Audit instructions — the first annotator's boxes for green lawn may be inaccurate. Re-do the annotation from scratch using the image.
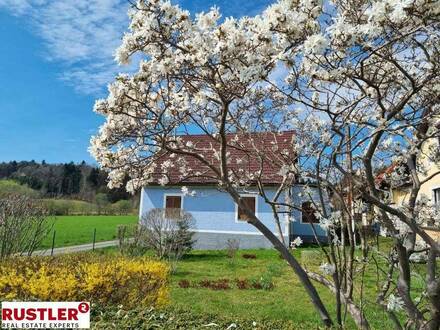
[40,215,138,248]
[168,248,400,329]
[68,243,428,328]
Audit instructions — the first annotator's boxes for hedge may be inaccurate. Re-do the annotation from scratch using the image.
[0,254,169,308]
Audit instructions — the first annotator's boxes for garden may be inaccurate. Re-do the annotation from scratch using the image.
[0,195,436,329]
[1,0,439,327]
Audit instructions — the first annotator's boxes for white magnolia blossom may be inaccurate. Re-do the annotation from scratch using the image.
[303,34,328,55]
[290,236,303,248]
[319,211,340,231]
[181,186,196,197]
[158,176,169,186]
[319,263,336,276]
[387,294,405,312]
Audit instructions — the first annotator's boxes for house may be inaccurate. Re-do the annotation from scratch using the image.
[375,136,440,242]
[139,131,327,249]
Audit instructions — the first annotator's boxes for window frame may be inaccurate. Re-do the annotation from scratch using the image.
[300,201,320,224]
[163,193,184,212]
[433,187,440,206]
[235,194,258,223]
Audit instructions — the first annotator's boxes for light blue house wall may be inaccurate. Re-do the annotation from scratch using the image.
[291,185,327,241]
[139,185,327,249]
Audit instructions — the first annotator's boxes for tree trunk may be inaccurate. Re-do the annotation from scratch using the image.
[249,214,333,327]
[224,186,333,327]
[425,250,440,330]
[307,271,370,330]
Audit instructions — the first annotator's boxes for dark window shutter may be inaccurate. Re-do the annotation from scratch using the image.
[166,196,181,209]
[165,195,182,219]
[237,196,256,221]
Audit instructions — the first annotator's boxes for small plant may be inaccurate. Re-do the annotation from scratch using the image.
[266,263,283,277]
[226,239,240,258]
[242,253,257,259]
[250,274,274,291]
[250,278,263,289]
[259,274,275,290]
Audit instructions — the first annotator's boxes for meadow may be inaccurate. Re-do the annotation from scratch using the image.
[40,215,138,248]
[94,245,410,329]
[24,212,426,328]
[168,249,399,329]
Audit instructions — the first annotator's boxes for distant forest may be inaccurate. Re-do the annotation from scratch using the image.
[0,160,132,203]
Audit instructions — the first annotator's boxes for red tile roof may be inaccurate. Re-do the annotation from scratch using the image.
[375,162,410,188]
[150,131,296,185]
[375,163,398,186]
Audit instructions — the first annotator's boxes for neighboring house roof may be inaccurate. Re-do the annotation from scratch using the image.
[375,162,411,188]
[375,163,398,186]
[150,131,296,185]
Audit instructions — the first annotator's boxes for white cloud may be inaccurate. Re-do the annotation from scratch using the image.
[0,0,273,95]
[0,0,131,95]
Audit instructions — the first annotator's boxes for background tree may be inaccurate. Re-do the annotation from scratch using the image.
[0,160,133,202]
[95,193,110,215]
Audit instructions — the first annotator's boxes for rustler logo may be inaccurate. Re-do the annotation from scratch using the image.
[1,302,90,329]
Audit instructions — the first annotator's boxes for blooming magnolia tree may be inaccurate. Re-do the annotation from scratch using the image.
[92,0,440,328]
[268,0,440,328]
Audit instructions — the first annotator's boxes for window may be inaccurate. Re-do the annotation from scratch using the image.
[236,196,256,221]
[434,188,440,206]
[301,202,319,224]
[164,195,182,219]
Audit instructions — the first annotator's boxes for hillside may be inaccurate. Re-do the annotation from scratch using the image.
[0,160,132,202]
[0,161,139,215]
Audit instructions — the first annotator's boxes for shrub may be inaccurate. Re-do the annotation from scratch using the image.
[0,195,53,260]
[242,253,257,259]
[95,193,109,215]
[0,254,169,308]
[111,200,133,215]
[140,208,195,265]
[117,224,149,257]
[41,199,98,215]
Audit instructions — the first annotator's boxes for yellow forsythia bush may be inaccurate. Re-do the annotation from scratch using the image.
[0,254,169,308]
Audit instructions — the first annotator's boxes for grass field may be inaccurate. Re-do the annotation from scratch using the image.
[40,215,138,248]
[64,242,426,328]
[168,248,398,329]
[92,239,424,328]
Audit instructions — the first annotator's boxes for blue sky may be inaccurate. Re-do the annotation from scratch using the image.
[0,0,272,164]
